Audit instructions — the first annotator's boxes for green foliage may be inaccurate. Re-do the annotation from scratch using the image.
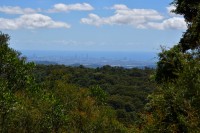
[155,45,191,83]
[35,79,128,132]
[0,32,35,132]
[141,0,200,132]
[0,32,35,91]
[143,60,200,132]
[89,85,108,105]
[2,0,200,131]
[0,32,130,132]
[173,0,200,23]
[172,0,200,51]
[34,65,155,126]
[179,15,200,52]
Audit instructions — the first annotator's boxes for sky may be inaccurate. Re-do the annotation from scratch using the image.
[0,0,187,52]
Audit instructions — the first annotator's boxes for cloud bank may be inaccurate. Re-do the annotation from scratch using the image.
[0,14,70,30]
[0,4,187,30]
[0,6,39,14]
[81,5,163,27]
[0,3,94,30]
[81,4,187,30]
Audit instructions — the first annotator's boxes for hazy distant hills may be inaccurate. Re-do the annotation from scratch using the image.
[33,61,58,65]
[23,50,157,68]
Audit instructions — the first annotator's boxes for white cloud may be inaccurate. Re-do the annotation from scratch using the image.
[0,14,70,30]
[147,17,187,30]
[81,14,102,26]
[0,18,19,30]
[81,4,187,30]
[111,4,129,10]
[0,6,39,14]
[81,5,163,27]
[48,3,94,13]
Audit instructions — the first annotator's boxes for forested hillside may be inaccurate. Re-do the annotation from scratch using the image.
[0,32,155,132]
[1,0,200,132]
[0,32,131,132]
[33,65,155,126]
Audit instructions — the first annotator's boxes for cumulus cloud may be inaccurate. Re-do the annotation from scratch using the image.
[0,14,70,30]
[48,3,94,13]
[147,17,187,30]
[81,4,187,30]
[0,6,40,14]
[81,5,163,27]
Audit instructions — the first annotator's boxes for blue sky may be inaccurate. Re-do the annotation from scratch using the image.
[0,0,187,52]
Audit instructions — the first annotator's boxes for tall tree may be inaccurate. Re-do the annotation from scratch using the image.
[141,1,200,132]
[173,0,200,52]
[0,32,35,132]
[0,32,34,91]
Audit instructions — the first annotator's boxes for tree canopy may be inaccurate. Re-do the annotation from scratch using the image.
[173,0,200,51]
[0,32,131,132]
[142,0,200,132]
[0,32,34,91]
[1,0,200,132]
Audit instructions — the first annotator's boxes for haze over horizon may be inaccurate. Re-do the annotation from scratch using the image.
[0,0,186,52]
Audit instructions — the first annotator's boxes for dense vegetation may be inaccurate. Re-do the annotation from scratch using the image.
[33,65,155,126]
[0,32,154,132]
[141,0,200,132]
[1,0,200,132]
[1,32,135,132]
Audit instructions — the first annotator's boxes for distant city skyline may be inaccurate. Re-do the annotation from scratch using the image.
[24,50,157,68]
[0,0,186,52]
